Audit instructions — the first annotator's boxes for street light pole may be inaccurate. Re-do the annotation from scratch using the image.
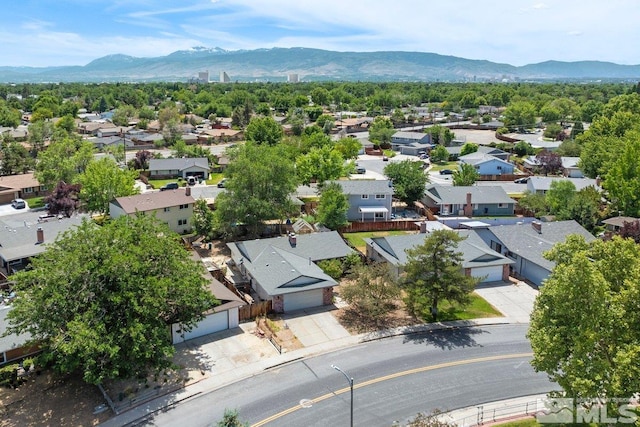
[331,364,353,427]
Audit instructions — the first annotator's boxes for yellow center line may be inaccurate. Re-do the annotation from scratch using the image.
[251,352,533,427]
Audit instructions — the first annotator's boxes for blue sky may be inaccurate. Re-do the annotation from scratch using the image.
[2,0,639,67]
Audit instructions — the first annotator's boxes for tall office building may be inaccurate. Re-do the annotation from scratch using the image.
[220,71,231,83]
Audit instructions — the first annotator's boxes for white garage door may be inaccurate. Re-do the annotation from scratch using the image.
[471,266,504,283]
[283,289,324,313]
[172,311,228,343]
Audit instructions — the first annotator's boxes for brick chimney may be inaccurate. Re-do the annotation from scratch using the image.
[463,192,473,217]
[531,221,542,234]
[185,186,191,196]
[288,232,297,247]
[419,221,427,234]
[36,227,44,244]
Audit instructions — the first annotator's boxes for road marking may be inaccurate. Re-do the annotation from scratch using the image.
[251,352,533,426]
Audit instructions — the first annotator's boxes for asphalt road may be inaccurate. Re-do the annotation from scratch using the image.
[141,325,556,427]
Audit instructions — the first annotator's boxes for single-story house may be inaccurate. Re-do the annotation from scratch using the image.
[331,180,394,221]
[601,216,639,232]
[391,131,432,155]
[227,231,354,313]
[476,145,510,161]
[0,173,48,204]
[422,185,516,217]
[0,306,39,365]
[458,152,515,175]
[77,121,114,135]
[364,229,512,282]
[149,158,210,180]
[109,188,195,234]
[560,157,584,178]
[480,220,595,287]
[171,252,245,343]
[97,126,130,138]
[197,128,243,143]
[0,211,88,274]
[526,176,600,195]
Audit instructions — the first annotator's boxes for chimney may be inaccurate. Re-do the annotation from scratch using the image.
[463,192,473,217]
[185,186,191,196]
[36,227,44,244]
[288,232,297,247]
[419,221,427,234]
[531,221,542,234]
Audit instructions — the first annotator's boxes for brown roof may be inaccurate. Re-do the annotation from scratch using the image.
[0,173,41,192]
[201,129,242,137]
[602,216,639,227]
[113,189,195,214]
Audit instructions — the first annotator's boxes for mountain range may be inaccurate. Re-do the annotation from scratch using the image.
[1,47,639,83]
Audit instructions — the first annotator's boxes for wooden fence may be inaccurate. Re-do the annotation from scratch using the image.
[238,300,272,321]
[340,219,420,233]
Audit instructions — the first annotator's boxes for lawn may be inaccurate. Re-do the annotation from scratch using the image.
[147,173,224,189]
[432,292,502,321]
[26,196,46,209]
[429,161,458,171]
[343,230,413,252]
[492,419,539,427]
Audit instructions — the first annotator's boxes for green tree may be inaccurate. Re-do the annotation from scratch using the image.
[244,116,284,145]
[111,104,137,126]
[528,235,640,399]
[452,163,479,186]
[403,230,479,321]
[192,198,217,240]
[35,137,94,189]
[459,143,478,156]
[341,262,400,327]
[0,142,34,175]
[545,180,576,218]
[543,123,564,140]
[513,140,534,157]
[0,101,21,127]
[334,137,361,160]
[214,143,297,237]
[5,215,218,385]
[425,125,455,146]
[517,191,547,217]
[568,186,601,231]
[217,408,249,427]
[384,160,428,205]
[77,157,138,213]
[28,120,54,156]
[502,101,537,129]
[368,116,395,147]
[604,135,640,217]
[55,115,77,134]
[430,145,449,163]
[295,146,345,187]
[316,182,349,230]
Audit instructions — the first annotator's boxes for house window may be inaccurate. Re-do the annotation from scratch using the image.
[498,203,506,208]
[361,195,369,199]
[375,194,386,199]
[40,185,48,191]
[497,166,502,170]
[375,212,385,219]
[23,187,33,194]
[179,204,189,209]
[164,207,171,212]
[178,219,187,226]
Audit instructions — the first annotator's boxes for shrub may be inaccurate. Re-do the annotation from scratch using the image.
[318,259,343,280]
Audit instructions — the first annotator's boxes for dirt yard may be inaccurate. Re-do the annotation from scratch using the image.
[255,316,304,352]
[0,371,111,427]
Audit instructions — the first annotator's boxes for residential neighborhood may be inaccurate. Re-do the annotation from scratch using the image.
[1,78,640,427]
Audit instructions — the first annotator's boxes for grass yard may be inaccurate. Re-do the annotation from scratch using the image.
[492,419,539,427]
[206,172,224,185]
[147,173,224,189]
[343,230,413,252]
[428,161,458,171]
[433,292,502,321]
[26,196,46,209]
[146,178,182,189]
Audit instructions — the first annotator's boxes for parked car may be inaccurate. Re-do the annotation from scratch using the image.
[514,177,529,184]
[439,169,454,175]
[187,176,197,186]
[217,178,227,188]
[160,182,179,191]
[419,153,429,160]
[356,167,366,174]
[382,156,389,161]
[11,198,26,209]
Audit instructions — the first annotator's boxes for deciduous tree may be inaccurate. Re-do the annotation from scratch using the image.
[5,215,218,385]
[316,182,349,230]
[368,116,395,147]
[452,163,479,186]
[244,116,283,146]
[77,157,138,214]
[35,137,94,190]
[295,146,345,187]
[384,160,428,205]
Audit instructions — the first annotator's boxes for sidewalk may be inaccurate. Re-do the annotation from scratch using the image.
[442,394,548,426]
[98,317,512,427]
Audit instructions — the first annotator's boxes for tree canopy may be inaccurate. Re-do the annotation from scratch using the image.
[244,116,284,145]
[77,157,139,214]
[528,235,640,399]
[5,215,218,385]
[384,160,428,205]
[402,230,479,321]
[316,182,349,230]
[452,163,479,186]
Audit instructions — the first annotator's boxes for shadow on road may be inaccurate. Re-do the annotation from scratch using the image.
[402,325,487,350]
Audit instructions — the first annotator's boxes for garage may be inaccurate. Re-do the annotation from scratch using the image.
[172,310,229,343]
[471,265,504,283]
[283,288,324,313]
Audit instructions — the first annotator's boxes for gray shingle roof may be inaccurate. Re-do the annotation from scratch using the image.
[0,306,32,353]
[425,185,515,205]
[112,190,195,214]
[365,229,512,268]
[332,180,394,196]
[528,176,598,192]
[488,220,595,270]
[149,157,210,171]
[458,152,512,167]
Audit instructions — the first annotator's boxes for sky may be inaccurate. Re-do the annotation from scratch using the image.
[2,0,639,68]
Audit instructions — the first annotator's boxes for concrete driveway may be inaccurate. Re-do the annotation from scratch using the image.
[282,306,351,347]
[474,280,538,323]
